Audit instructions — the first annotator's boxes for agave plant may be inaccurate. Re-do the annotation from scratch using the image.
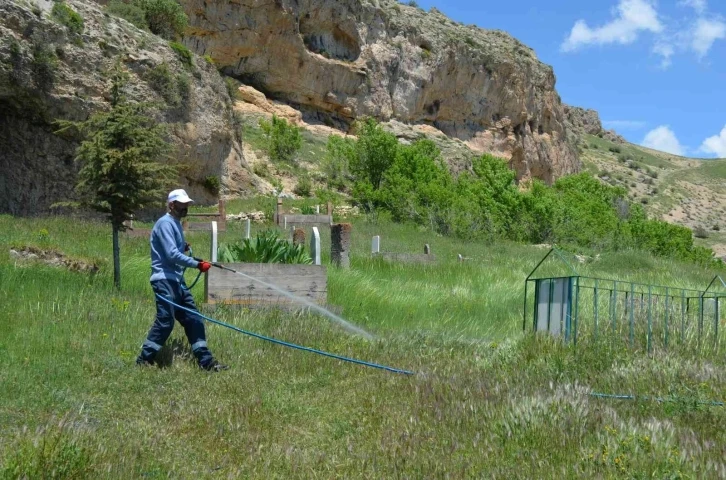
[218,229,313,264]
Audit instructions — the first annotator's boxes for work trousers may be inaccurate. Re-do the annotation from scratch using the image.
[137,279,214,367]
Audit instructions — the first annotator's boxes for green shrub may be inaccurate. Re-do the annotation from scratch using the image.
[31,43,58,92]
[350,117,398,191]
[259,115,302,163]
[169,41,193,68]
[203,54,215,65]
[202,175,220,195]
[146,62,188,108]
[224,77,241,101]
[133,0,187,40]
[51,2,84,35]
[218,230,312,264]
[608,145,622,154]
[293,176,312,197]
[106,0,148,30]
[253,162,270,179]
[323,135,354,190]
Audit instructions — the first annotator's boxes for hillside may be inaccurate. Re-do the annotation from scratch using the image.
[579,134,726,258]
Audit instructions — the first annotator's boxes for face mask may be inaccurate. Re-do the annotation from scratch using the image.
[171,203,189,217]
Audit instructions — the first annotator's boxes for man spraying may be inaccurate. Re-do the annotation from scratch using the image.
[136,189,228,372]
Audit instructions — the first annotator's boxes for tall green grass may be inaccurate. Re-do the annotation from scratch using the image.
[1,211,725,478]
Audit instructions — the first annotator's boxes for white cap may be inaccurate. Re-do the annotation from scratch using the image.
[167,189,194,204]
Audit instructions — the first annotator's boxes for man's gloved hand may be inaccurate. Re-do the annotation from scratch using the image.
[197,261,212,273]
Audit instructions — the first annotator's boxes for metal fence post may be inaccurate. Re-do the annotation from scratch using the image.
[629,283,635,348]
[648,285,653,353]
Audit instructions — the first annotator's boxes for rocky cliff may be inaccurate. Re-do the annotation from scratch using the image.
[0,0,256,215]
[182,0,580,183]
[564,104,626,144]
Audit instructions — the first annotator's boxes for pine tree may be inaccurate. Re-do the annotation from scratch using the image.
[57,64,176,288]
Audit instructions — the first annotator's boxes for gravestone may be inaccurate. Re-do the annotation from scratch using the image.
[311,227,321,265]
[331,223,352,269]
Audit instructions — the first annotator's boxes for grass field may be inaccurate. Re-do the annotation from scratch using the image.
[1,206,725,478]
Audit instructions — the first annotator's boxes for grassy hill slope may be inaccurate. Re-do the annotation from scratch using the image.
[580,134,726,257]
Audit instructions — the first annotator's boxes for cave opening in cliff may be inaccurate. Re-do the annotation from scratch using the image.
[300,16,361,62]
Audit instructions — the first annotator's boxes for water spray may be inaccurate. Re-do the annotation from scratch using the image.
[162,261,412,375]
[210,262,375,340]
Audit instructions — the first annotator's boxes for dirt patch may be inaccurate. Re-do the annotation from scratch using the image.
[9,246,100,274]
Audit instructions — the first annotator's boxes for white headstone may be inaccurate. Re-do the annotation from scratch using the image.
[211,221,218,262]
[245,218,251,239]
[372,235,380,254]
[316,205,320,214]
[311,227,321,265]
[283,216,287,230]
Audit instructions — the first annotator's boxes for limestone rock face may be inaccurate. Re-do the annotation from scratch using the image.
[0,0,256,215]
[564,104,626,145]
[182,0,580,183]
[564,105,603,136]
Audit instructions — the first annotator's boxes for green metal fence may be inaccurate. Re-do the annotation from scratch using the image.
[524,249,724,354]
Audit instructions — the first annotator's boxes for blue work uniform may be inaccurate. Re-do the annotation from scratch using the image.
[137,214,214,367]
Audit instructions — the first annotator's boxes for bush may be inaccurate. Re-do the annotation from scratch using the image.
[31,43,58,93]
[106,0,147,30]
[253,162,270,179]
[713,224,720,231]
[259,115,302,163]
[608,145,621,154]
[323,135,354,190]
[146,62,188,108]
[202,175,220,195]
[169,41,193,68]
[218,230,312,264]
[224,77,241,101]
[133,0,187,40]
[341,118,718,265]
[51,2,84,35]
[293,176,312,197]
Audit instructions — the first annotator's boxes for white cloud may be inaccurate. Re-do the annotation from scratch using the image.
[602,120,648,130]
[641,126,686,156]
[699,125,726,158]
[679,0,707,15]
[691,17,726,57]
[652,41,675,68]
[561,0,663,52]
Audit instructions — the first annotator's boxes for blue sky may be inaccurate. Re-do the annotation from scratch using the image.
[405,0,726,158]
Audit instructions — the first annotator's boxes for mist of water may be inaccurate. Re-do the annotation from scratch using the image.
[216,265,375,340]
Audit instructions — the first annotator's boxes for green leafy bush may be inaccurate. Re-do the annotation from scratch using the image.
[339,118,718,266]
[293,176,312,197]
[202,175,220,195]
[218,230,312,264]
[31,43,58,93]
[146,62,189,109]
[322,135,354,190]
[259,115,302,163]
[106,0,147,30]
[132,0,187,40]
[224,77,242,101]
[51,1,84,35]
[169,41,193,68]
